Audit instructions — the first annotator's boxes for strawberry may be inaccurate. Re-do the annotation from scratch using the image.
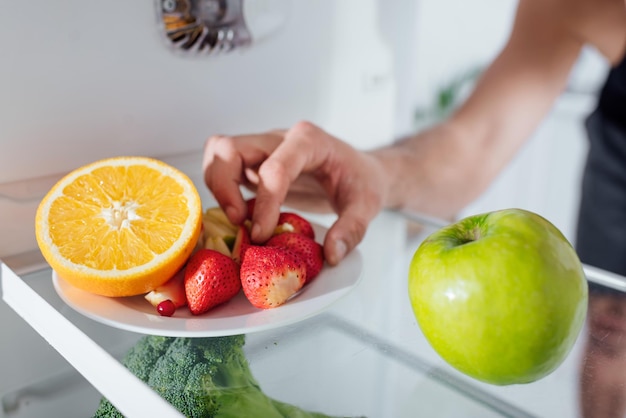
[184,249,241,315]
[266,232,325,283]
[274,212,315,239]
[145,268,187,317]
[240,245,306,309]
[231,224,251,264]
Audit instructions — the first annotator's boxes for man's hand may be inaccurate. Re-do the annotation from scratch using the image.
[202,121,388,265]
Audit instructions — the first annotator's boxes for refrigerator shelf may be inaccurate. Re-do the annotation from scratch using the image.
[1,263,183,418]
[1,261,534,418]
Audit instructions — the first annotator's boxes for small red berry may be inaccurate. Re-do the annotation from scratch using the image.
[157,299,176,317]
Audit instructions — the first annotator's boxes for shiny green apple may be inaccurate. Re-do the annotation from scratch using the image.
[408,208,588,385]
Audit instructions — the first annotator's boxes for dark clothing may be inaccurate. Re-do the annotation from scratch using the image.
[597,57,626,135]
[576,54,626,291]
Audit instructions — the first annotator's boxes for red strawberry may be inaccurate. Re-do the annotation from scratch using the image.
[240,245,306,309]
[266,232,325,283]
[145,268,187,317]
[231,224,251,264]
[274,212,315,239]
[184,249,241,315]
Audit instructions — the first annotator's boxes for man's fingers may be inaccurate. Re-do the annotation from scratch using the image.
[203,132,283,224]
[203,135,247,223]
[251,122,332,241]
[323,208,372,266]
[322,171,385,265]
[204,124,342,246]
[250,159,294,241]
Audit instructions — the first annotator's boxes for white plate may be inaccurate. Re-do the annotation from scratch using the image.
[52,226,363,337]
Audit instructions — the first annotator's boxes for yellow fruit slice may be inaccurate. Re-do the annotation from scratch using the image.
[35,156,203,297]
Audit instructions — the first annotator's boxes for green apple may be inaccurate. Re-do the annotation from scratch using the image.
[408,208,588,385]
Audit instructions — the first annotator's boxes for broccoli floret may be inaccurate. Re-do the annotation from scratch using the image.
[93,334,355,418]
[94,336,174,418]
[147,337,213,416]
[93,396,123,418]
[123,335,173,382]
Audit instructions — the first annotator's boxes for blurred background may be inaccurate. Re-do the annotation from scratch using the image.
[399,0,608,245]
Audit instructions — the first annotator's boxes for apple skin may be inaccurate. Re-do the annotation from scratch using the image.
[408,208,588,385]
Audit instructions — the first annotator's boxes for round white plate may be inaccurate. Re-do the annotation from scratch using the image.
[52,226,363,337]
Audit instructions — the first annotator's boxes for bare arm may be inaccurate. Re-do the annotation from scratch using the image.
[375,0,585,220]
[203,0,611,265]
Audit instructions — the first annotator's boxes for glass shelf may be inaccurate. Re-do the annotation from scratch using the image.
[1,263,532,418]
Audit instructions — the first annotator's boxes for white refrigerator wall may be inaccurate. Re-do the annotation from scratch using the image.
[0,0,405,405]
[0,0,402,260]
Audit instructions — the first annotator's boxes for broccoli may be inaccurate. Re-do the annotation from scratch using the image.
[93,334,353,418]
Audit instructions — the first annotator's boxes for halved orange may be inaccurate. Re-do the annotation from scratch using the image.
[35,156,203,297]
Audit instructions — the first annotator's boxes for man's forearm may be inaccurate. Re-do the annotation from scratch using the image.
[369,119,492,220]
[370,0,584,221]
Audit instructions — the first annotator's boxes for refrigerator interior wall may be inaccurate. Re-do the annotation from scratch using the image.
[0,0,397,258]
[0,0,400,414]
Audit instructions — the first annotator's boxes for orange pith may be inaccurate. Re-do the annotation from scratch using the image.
[35,156,203,297]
